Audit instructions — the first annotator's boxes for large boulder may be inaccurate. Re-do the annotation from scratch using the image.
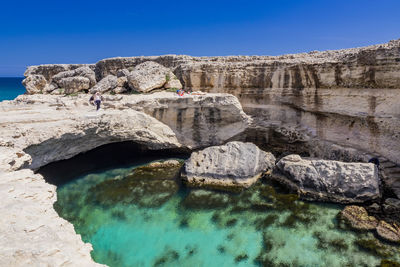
[127,61,176,93]
[59,77,91,94]
[89,75,118,93]
[52,66,96,88]
[182,141,276,189]
[272,154,381,203]
[22,75,47,94]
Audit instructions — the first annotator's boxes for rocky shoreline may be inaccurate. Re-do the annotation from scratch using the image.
[0,92,249,265]
[1,39,400,265]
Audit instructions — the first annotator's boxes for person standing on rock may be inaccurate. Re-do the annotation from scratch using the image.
[89,92,103,111]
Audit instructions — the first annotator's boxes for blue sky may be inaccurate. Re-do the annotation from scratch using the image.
[1,0,399,76]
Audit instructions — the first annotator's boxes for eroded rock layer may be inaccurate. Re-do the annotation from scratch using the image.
[22,40,400,168]
[0,92,249,265]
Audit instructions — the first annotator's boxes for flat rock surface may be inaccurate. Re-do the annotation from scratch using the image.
[183,141,275,188]
[273,154,381,203]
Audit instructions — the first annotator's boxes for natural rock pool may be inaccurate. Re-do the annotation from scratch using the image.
[53,157,400,267]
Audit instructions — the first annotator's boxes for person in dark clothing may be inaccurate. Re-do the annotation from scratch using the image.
[89,92,103,111]
[368,157,380,167]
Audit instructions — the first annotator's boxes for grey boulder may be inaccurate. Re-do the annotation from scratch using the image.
[90,75,118,93]
[59,77,91,94]
[182,141,276,189]
[52,66,96,88]
[127,61,176,93]
[272,154,381,203]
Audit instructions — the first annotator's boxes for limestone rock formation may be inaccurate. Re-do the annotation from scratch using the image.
[117,68,130,77]
[127,61,176,92]
[0,169,104,266]
[22,74,47,94]
[164,77,183,89]
[272,154,380,203]
[182,141,276,188]
[59,76,91,94]
[102,92,251,149]
[89,75,118,93]
[0,92,249,265]
[21,40,400,173]
[52,66,96,88]
[339,205,379,230]
[0,92,248,170]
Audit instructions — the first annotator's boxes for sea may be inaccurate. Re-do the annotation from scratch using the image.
[0,77,26,101]
[49,155,400,267]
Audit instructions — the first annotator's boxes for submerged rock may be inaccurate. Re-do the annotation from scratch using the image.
[272,154,380,203]
[182,189,232,209]
[89,176,179,208]
[182,141,275,189]
[88,160,183,207]
[126,159,183,180]
[339,205,379,230]
[376,220,400,243]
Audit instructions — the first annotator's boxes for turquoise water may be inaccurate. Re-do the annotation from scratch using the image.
[0,77,25,101]
[54,159,400,267]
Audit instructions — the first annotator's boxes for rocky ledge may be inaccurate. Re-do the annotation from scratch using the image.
[0,93,249,265]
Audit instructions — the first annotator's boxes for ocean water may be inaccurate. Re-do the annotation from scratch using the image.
[54,159,400,267]
[0,77,25,101]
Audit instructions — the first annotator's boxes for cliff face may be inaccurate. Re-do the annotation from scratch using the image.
[22,40,400,168]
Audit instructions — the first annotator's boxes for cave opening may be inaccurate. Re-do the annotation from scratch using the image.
[37,141,189,186]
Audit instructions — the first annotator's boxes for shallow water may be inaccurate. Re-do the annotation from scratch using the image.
[54,158,400,267]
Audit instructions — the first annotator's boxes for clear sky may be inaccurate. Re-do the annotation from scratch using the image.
[1,0,399,76]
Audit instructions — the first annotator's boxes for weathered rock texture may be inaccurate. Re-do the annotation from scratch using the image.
[127,61,181,92]
[22,40,400,169]
[0,92,249,265]
[0,169,104,266]
[182,141,276,188]
[272,154,380,203]
[339,205,400,243]
[339,205,379,230]
[0,93,248,170]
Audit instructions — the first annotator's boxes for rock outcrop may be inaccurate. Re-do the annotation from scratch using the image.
[89,75,118,93]
[182,141,275,188]
[272,154,380,203]
[21,40,400,172]
[127,61,179,92]
[0,92,249,265]
[22,74,47,94]
[0,169,104,266]
[1,93,249,170]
